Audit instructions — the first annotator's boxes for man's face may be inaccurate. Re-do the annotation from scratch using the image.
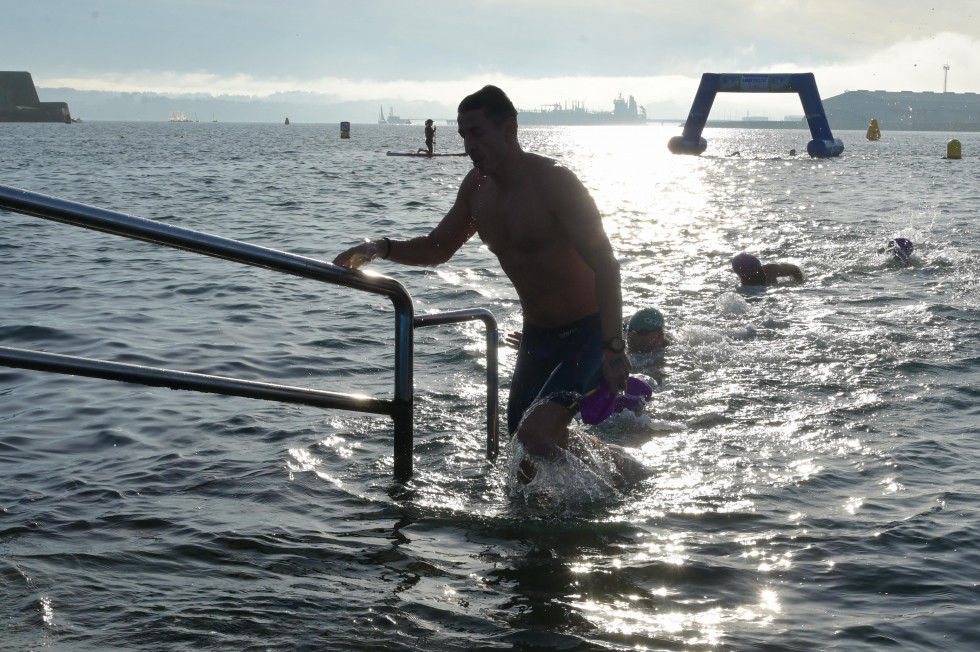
[627,328,665,353]
[457,109,513,175]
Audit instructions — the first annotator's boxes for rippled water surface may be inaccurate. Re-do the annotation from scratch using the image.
[2,121,979,650]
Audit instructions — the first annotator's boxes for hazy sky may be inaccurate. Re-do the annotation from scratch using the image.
[6,0,980,118]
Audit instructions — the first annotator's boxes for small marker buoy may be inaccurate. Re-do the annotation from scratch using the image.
[866,118,881,141]
[945,139,962,159]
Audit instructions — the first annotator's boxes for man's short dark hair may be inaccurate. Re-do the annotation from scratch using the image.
[458,85,518,125]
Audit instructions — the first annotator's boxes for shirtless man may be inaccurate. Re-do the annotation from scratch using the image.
[333,85,631,462]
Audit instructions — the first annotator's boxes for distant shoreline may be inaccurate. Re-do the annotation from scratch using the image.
[10,118,979,133]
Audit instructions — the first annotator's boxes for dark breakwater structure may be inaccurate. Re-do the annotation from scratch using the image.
[0,71,72,123]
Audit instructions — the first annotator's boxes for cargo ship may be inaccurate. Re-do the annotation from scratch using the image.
[517,93,646,126]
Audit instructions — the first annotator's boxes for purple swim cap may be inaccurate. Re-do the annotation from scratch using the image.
[889,238,914,258]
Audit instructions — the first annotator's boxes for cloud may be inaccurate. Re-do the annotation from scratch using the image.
[802,32,980,95]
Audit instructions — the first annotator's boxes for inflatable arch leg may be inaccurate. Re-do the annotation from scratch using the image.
[668,73,844,158]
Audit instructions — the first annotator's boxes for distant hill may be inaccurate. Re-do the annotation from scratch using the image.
[822,89,980,131]
[36,87,456,124]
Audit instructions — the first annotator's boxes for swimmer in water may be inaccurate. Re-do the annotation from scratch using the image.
[731,253,804,286]
[625,307,670,353]
[882,237,914,263]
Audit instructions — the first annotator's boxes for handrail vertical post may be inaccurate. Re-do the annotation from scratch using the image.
[392,299,415,481]
[413,309,499,462]
[484,320,499,460]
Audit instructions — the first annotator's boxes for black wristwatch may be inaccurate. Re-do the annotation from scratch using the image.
[604,336,626,353]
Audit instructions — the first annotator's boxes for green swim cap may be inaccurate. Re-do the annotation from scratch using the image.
[628,308,665,331]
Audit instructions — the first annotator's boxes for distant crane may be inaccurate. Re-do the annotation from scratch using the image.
[943,63,951,93]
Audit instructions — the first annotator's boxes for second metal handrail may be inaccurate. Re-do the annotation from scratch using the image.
[415,309,499,460]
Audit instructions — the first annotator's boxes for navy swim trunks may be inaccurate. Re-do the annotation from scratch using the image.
[507,313,605,434]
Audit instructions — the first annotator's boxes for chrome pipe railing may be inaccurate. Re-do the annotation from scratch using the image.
[0,183,499,480]
[0,346,391,414]
[415,309,499,460]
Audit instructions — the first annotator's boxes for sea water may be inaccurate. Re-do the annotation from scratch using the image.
[1,121,979,651]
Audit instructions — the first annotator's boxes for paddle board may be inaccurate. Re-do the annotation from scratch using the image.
[386,151,467,157]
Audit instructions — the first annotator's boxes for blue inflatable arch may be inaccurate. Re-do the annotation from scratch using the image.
[668,73,844,158]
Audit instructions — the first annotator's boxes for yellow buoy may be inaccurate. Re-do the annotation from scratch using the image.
[945,139,962,159]
[866,118,881,141]
[340,121,351,139]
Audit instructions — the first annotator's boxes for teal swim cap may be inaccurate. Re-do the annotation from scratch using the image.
[628,308,665,332]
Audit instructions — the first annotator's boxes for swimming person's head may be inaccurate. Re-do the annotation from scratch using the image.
[626,308,666,352]
[629,308,664,332]
[887,238,914,261]
[732,253,766,285]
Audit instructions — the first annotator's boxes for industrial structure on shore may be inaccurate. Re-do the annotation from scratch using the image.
[517,93,646,126]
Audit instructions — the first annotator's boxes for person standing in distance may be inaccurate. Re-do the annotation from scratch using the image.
[417,118,436,155]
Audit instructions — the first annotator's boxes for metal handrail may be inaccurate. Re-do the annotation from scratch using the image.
[0,183,499,481]
[415,309,499,460]
[0,346,392,414]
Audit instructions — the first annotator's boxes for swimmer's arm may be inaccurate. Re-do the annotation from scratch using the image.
[764,263,804,284]
[384,194,476,266]
[333,173,477,269]
[775,263,804,282]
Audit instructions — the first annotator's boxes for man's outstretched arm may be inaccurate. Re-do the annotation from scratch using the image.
[333,173,478,270]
